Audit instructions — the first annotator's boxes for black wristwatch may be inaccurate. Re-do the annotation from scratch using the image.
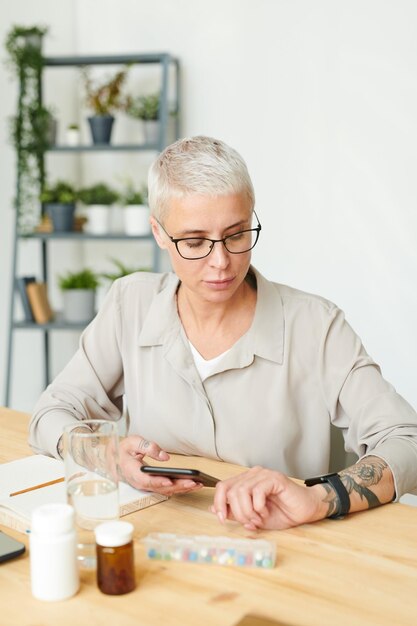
[304,472,350,519]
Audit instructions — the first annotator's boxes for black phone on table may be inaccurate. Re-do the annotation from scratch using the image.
[140,466,220,487]
[0,531,26,563]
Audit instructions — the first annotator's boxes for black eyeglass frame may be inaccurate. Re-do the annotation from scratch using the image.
[156,210,262,260]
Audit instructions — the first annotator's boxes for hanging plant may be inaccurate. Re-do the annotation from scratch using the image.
[5,25,49,233]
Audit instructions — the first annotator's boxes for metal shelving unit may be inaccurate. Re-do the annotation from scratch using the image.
[4,52,180,406]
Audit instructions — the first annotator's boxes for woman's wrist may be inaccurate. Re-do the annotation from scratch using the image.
[308,483,340,520]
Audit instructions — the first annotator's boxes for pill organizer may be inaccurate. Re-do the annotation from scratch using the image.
[143,533,276,568]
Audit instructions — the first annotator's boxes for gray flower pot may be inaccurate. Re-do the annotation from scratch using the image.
[88,115,114,144]
[46,203,75,232]
[62,289,95,323]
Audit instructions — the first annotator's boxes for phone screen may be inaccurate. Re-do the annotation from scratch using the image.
[140,466,219,487]
[0,531,26,563]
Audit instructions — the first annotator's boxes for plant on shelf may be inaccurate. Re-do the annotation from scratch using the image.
[125,92,160,121]
[40,180,78,232]
[40,180,78,204]
[58,268,100,291]
[120,182,146,206]
[58,268,100,323]
[101,258,149,282]
[120,181,150,236]
[28,103,57,148]
[78,183,119,235]
[82,66,129,144]
[124,92,160,144]
[5,24,49,232]
[65,123,80,146]
[78,183,119,206]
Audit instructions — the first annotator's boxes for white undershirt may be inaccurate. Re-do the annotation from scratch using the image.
[188,340,231,381]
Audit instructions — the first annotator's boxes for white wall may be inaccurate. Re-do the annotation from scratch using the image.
[1,0,416,420]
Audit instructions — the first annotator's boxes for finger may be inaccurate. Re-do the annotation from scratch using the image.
[127,468,204,496]
[123,435,170,462]
[212,469,268,527]
[226,487,263,527]
[150,479,204,497]
[124,466,174,491]
[251,483,269,518]
[212,481,229,524]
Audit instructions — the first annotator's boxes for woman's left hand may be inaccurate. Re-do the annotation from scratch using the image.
[211,466,328,530]
[118,435,203,497]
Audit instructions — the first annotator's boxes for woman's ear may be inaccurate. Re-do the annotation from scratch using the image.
[150,216,167,250]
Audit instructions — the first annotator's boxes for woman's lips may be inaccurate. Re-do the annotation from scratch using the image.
[204,277,235,289]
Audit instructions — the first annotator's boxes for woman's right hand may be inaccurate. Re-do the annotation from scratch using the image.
[118,434,203,496]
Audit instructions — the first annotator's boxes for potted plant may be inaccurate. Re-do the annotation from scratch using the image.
[124,92,160,144]
[78,183,119,234]
[65,123,80,146]
[101,258,149,282]
[95,257,149,310]
[120,183,150,235]
[40,180,78,232]
[5,25,48,232]
[58,268,100,323]
[82,66,129,144]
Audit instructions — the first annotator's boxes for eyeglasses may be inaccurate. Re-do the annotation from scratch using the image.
[156,210,262,260]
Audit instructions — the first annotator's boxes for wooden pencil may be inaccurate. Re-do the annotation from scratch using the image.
[10,477,65,497]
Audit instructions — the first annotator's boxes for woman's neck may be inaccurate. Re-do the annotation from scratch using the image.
[176,275,257,359]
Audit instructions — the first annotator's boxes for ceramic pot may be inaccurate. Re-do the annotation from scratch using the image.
[66,128,80,146]
[123,205,150,235]
[88,115,114,144]
[143,120,159,145]
[85,205,111,235]
[62,289,95,323]
[46,203,75,232]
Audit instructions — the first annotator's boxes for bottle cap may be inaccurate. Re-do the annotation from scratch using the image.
[31,503,75,534]
[95,521,134,547]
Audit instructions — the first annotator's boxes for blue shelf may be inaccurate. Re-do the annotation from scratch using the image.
[13,317,90,331]
[43,53,177,67]
[48,143,159,152]
[18,232,153,241]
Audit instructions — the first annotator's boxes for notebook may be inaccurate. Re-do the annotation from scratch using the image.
[0,455,167,534]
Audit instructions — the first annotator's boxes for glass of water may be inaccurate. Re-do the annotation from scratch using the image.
[63,420,120,531]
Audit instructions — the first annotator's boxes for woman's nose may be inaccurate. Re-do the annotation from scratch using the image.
[208,240,230,268]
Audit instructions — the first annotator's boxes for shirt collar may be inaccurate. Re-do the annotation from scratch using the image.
[245,266,284,364]
[138,273,181,347]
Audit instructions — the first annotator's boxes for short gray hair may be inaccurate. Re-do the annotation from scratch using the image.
[147,136,255,220]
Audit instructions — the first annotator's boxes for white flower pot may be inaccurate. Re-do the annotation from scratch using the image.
[85,205,111,234]
[62,289,95,323]
[123,205,150,236]
[143,120,159,145]
[66,128,80,146]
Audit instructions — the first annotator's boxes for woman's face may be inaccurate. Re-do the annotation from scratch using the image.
[151,192,254,305]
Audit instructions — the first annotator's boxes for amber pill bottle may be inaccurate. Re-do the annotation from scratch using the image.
[94,521,136,595]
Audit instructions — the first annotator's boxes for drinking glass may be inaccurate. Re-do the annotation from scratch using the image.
[63,420,120,567]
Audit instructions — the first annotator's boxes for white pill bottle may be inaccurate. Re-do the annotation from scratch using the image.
[30,503,79,601]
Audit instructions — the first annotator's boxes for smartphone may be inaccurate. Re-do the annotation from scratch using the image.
[140,466,219,487]
[0,531,26,563]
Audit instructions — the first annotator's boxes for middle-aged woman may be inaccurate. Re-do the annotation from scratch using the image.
[30,136,417,530]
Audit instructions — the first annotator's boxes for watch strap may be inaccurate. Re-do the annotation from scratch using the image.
[304,472,350,519]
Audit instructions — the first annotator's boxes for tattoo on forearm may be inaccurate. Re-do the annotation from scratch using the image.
[319,458,389,517]
[321,483,340,517]
[342,458,387,486]
[340,458,388,510]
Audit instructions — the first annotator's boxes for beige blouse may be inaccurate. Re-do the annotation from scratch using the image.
[29,267,417,497]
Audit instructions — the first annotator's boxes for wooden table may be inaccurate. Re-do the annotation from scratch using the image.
[1,407,417,626]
